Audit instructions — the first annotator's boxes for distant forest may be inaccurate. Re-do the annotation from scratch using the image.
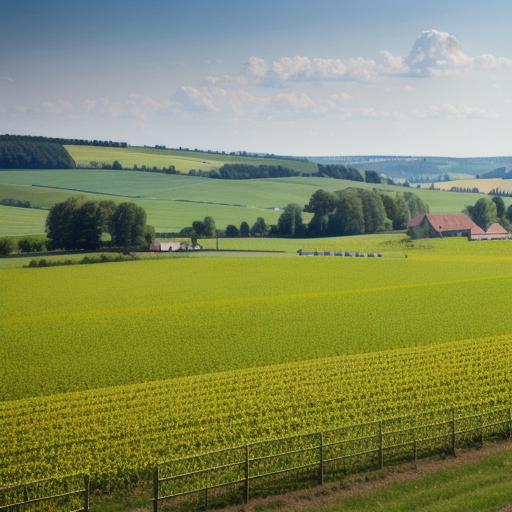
[215,164,300,179]
[0,138,76,169]
[194,163,375,183]
[314,164,364,182]
[0,135,127,147]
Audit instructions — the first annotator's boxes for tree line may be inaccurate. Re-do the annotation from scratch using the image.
[0,140,76,169]
[0,135,127,148]
[45,197,154,250]
[178,190,429,241]
[305,189,428,237]
[187,163,386,184]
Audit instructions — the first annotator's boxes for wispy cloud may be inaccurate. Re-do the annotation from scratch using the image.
[412,103,500,119]
[1,76,14,83]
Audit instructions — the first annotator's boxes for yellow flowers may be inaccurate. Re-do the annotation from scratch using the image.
[1,335,510,488]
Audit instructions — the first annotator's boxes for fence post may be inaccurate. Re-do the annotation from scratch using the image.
[83,474,90,512]
[412,428,417,463]
[153,465,159,512]
[451,409,456,456]
[318,432,324,486]
[244,446,249,504]
[378,422,383,470]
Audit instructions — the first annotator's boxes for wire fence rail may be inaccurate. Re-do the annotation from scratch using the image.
[153,405,512,512]
[0,474,89,512]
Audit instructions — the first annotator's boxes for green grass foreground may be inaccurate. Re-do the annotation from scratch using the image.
[310,448,512,512]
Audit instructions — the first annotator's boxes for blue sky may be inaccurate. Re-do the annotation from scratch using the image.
[1,0,511,156]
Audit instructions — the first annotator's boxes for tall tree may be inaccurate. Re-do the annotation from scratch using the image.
[491,196,506,218]
[307,190,336,236]
[46,197,83,250]
[203,216,216,237]
[225,225,239,237]
[392,194,410,230]
[111,202,149,247]
[466,197,498,230]
[277,204,304,236]
[239,221,250,237]
[250,217,269,237]
[356,190,388,233]
[328,190,365,236]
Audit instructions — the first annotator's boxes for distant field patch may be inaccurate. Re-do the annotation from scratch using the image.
[65,145,318,175]
[432,178,512,194]
[0,205,47,236]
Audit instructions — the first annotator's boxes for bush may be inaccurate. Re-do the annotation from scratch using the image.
[0,238,14,255]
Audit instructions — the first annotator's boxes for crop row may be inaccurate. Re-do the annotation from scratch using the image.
[1,335,510,488]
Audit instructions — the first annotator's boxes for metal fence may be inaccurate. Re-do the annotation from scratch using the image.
[0,474,89,512]
[153,406,511,511]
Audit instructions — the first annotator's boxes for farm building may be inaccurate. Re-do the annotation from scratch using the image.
[407,213,477,238]
[470,223,512,241]
[149,240,181,252]
[469,225,486,241]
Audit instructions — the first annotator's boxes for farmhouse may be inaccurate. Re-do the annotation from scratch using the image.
[149,240,181,252]
[408,213,477,238]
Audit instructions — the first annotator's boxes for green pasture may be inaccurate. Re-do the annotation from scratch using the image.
[65,145,318,174]
[310,448,512,512]
[2,250,511,400]
[3,168,509,236]
[0,205,47,236]
[2,169,503,214]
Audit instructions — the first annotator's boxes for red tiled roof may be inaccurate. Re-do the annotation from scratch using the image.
[470,225,486,235]
[408,213,477,232]
[486,223,509,234]
[408,214,427,227]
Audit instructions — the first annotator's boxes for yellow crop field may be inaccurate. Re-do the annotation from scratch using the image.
[1,335,510,487]
[430,178,512,194]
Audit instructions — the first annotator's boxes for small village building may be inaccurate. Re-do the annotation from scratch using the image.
[469,225,486,241]
[408,213,477,238]
[483,223,511,240]
[149,240,181,252]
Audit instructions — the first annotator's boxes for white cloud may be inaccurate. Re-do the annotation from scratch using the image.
[1,76,14,83]
[240,30,511,84]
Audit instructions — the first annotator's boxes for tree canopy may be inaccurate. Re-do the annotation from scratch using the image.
[217,164,299,179]
[0,140,76,169]
[46,198,153,250]
[277,204,304,237]
[466,197,498,230]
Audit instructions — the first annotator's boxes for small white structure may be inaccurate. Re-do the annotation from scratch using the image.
[149,240,181,252]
